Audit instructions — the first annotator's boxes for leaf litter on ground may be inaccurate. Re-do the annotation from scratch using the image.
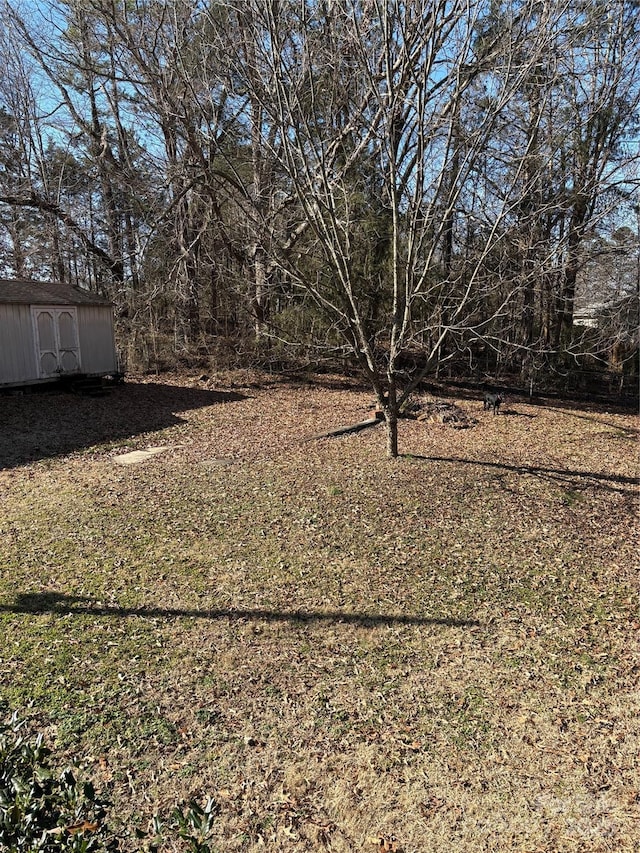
[0,370,638,852]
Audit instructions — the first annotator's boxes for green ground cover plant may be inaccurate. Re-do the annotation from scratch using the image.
[0,711,115,852]
[0,372,638,851]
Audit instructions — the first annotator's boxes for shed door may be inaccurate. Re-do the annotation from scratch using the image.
[32,307,81,377]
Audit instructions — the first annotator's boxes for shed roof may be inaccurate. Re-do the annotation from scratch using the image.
[0,279,112,306]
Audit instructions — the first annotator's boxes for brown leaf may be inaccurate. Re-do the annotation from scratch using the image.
[420,796,447,819]
[66,821,99,834]
[372,835,400,852]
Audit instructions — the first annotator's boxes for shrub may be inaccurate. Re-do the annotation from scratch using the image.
[0,712,116,852]
[145,799,220,853]
[1,712,220,852]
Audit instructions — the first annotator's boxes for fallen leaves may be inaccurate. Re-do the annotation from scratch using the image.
[419,795,448,819]
[0,371,638,852]
[370,835,401,852]
[46,820,99,836]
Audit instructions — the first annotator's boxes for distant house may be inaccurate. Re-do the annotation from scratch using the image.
[0,279,119,388]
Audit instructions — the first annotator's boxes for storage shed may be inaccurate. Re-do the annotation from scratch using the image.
[0,279,119,388]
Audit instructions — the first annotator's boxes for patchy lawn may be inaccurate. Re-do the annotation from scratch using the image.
[0,371,638,852]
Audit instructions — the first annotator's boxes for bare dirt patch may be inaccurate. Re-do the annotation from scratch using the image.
[0,371,638,852]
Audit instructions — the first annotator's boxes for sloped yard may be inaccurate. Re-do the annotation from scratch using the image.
[0,372,638,851]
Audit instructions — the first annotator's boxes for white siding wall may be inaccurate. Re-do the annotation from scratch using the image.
[1,302,117,385]
[0,303,37,384]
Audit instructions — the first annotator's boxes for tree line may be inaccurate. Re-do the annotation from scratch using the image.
[0,0,638,453]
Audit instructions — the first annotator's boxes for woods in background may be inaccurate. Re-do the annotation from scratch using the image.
[0,1,638,442]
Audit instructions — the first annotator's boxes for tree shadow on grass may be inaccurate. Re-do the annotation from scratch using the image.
[562,410,640,436]
[406,454,639,497]
[0,382,247,469]
[0,592,479,629]
[498,408,537,418]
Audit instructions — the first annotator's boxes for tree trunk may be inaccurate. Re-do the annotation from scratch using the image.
[383,376,400,458]
[9,208,26,278]
[384,411,399,459]
[252,244,268,339]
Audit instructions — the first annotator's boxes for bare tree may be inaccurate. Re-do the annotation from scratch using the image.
[1,0,636,399]
[217,0,580,455]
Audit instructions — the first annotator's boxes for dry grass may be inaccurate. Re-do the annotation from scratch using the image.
[0,371,638,852]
